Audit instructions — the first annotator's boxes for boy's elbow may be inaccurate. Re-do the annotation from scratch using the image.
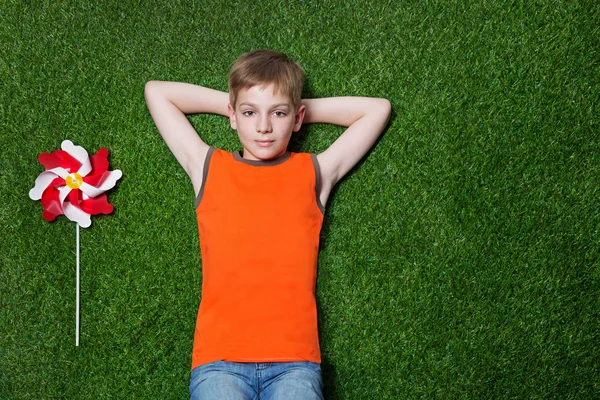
[144,80,159,98]
[144,81,169,104]
[378,98,392,120]
[382,98,391,112]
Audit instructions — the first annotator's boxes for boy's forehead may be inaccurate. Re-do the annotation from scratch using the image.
[236,84,293,107]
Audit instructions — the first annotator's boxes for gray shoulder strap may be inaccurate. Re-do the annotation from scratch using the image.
[194,147,217,209]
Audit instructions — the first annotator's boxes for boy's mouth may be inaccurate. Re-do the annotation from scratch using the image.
[255,140,274,147]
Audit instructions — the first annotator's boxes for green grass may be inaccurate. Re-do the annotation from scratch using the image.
[1,0,599,398]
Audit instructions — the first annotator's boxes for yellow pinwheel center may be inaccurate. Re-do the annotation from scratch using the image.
[66,173,83,189]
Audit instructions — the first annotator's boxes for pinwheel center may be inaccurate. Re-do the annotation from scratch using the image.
[66,172,83,189]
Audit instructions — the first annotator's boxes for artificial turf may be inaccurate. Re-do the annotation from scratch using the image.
[1,0,598,398]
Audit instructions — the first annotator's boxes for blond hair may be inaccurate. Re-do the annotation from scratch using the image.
[228,50,304,110]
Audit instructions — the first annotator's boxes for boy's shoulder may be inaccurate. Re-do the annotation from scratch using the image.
[194,147,324,211]
[204,147,316,168]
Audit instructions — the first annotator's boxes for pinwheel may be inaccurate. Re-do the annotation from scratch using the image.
[29,140,122,345]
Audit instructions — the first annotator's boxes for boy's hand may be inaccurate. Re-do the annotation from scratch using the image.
[144,81,229,194]
[303,97,391,207]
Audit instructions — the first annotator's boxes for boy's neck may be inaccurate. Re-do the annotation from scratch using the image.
[234,150,291,166]
[242,148,288,160]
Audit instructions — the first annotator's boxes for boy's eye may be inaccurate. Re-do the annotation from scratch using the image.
[274,111,287,117]
[242,111,255,116]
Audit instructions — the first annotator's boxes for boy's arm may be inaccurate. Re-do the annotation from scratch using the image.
[303,97,391,205]
[144,81,229,193]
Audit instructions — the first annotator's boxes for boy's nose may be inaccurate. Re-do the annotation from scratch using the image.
[257,116,272,133]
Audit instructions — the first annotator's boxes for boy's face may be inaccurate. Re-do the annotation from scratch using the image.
[228,84,305,161]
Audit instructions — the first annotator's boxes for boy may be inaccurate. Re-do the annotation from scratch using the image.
[145,50,390,399]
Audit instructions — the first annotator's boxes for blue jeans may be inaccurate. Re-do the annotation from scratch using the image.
[189,361,324,400]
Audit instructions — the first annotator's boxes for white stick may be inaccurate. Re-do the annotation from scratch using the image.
[76,223,80,346]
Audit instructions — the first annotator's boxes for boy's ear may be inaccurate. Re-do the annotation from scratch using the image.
[228,104,237,130]
[293,104,306,132]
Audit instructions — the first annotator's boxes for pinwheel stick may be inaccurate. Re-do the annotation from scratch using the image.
[76,224,80,346]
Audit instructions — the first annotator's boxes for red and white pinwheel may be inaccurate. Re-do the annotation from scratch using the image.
[29,140,122,228]
[29,140,122,346]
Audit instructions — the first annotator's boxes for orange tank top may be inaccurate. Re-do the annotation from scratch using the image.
[192,148,325,369]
